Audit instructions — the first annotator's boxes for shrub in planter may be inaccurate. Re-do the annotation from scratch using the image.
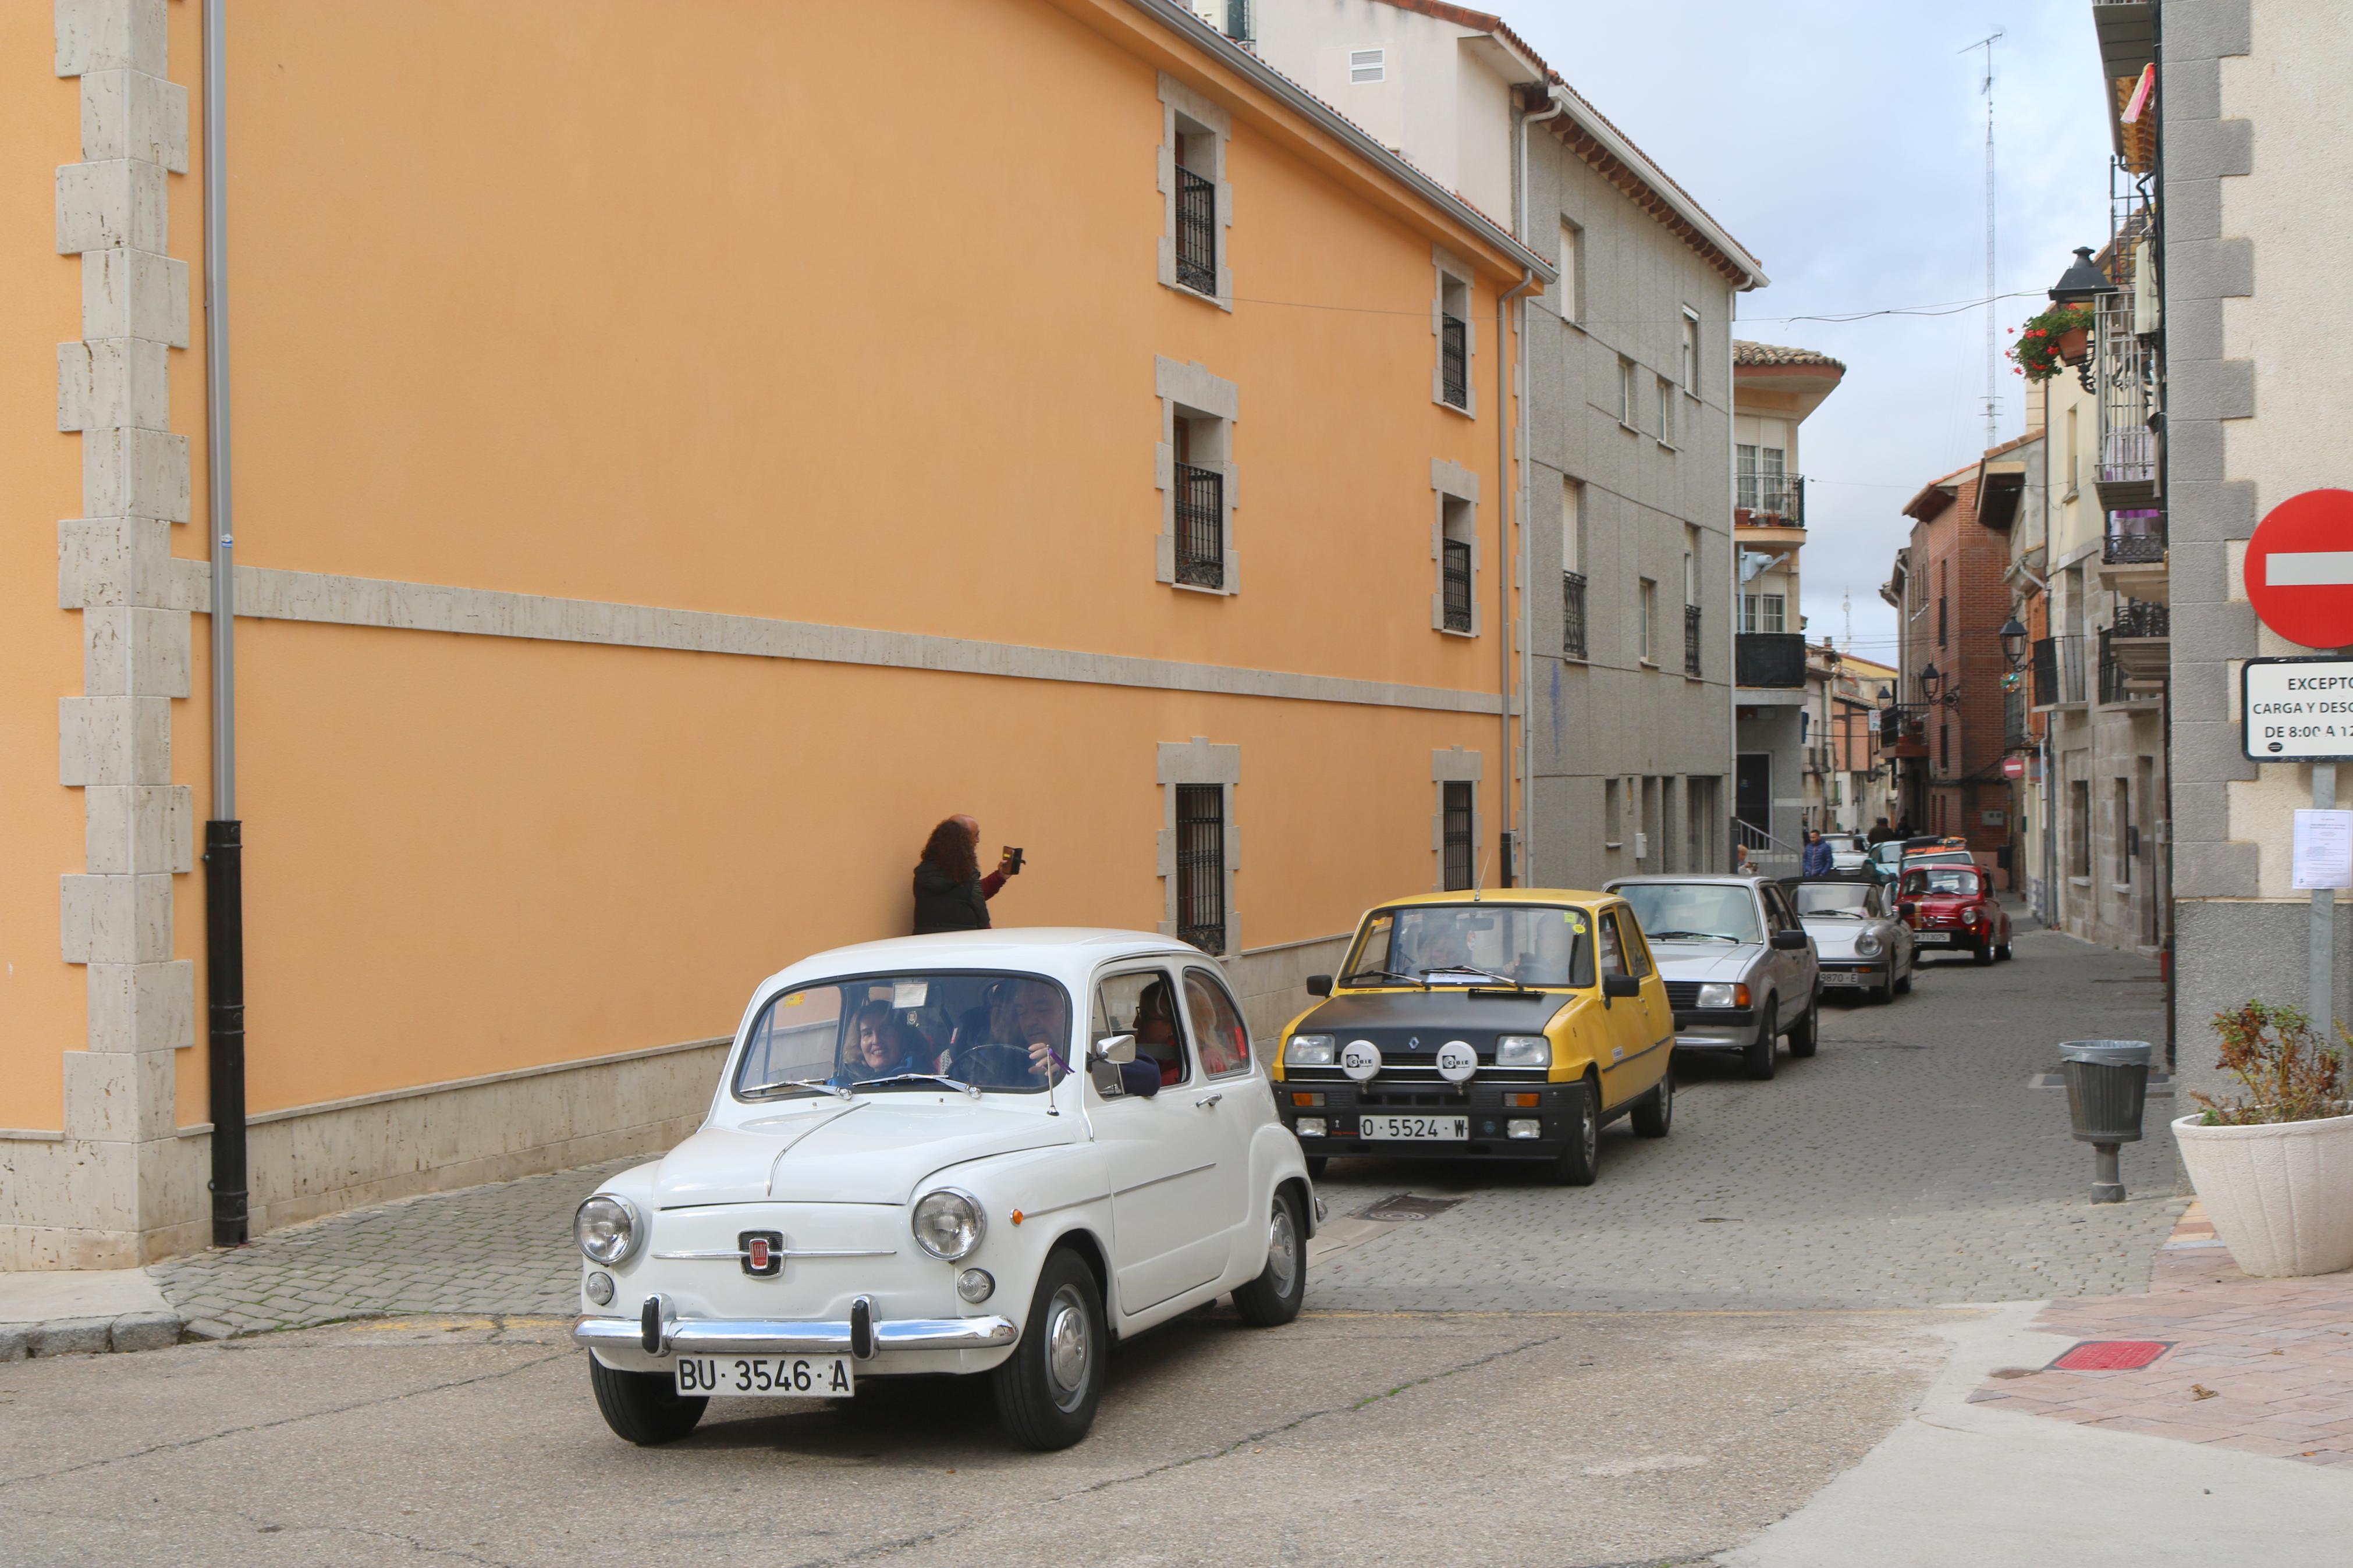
[2006,304,2096,383]
[2173,1001,2353,1278]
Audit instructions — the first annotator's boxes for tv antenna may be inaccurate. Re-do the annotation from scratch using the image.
[1962,29,2005,449]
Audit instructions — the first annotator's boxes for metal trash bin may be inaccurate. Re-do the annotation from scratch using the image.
[2059,1039,2152,1204]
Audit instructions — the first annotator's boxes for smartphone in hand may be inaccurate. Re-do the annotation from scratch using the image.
[1003,846,1025,874]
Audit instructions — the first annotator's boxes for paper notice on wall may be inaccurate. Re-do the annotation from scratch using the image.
[2292,809,2353,890]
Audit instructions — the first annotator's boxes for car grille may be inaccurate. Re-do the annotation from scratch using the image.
[1664,981,1705,1008]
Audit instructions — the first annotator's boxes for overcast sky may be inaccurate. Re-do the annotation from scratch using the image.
[1502,0,2117,665]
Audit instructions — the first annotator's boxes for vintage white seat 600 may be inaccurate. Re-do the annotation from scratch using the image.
[573,929,1318,1450]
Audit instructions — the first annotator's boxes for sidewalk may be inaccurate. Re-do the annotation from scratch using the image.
[0,1264,180,1359]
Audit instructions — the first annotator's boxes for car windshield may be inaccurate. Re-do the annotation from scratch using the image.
[1904,869,1983,897]
[1614,883,1763,945]
[1823,835,1864,852]
[1795,883,1873,916]
[1343,905,1595,987]
[733,970,1070,1100]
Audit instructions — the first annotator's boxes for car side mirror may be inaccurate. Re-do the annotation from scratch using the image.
[1305,974,1333,998]
[1089,1033,1137,1065]
[1898,902,1917,919]
[1770,929,1811,951]
[1602,973,1641,1000]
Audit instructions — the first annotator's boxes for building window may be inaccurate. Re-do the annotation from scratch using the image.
[1657,377,1675,445]
[1558,220,1582,325]
[1209,1,1252,43]
[1937,593,1949,648]
[1563,570,1588,660]
[1441,536,1472,632]
[1158,75,1231,305]
[1604,777,1621,847]
[1617,357,1635,425]
[1639,578,1658,663]
[1174,784,1226,954]
[1154,356,1239,593]
[1435,257,1472,413]
[1431,460,1479,635]
[2070,780,2091,877]
[1442,781,1475,890]
[2115,779,2132,885]
[1350,47,1385,83]
[1740,593,1786,634]
[1561,477,1587,659]
[1680,309,1700,395]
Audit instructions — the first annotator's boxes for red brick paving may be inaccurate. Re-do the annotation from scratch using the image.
[1967,1202,2353,1468]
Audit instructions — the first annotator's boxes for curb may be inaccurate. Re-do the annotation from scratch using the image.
[0,1310,185,1360]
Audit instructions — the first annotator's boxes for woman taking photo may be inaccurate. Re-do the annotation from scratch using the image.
[911,815,1017,934]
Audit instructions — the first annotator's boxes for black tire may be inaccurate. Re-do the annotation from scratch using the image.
[1996,940,2013,961]
[1744,1002,1779,1080]
[1872,968,1895,1005]
[1230,1189,1307,1327]
[1787,988,1820,1058]
[992,1248,1106,1451]
[588,1356,707,1447]
[1896,962,1914,995]
[1303,1154,1329,1179]
[1972,940,1994,966]
[1630,1066,1673,1137]
[1546,1077,1601,1185]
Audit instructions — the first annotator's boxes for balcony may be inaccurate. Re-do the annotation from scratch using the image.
[2097,509,2168,605]
[2032,634,2088,709]
[1735,631,1806,689]
[1735,473,1805,542]
[1684,603,1702,677]
[2093,292,2160,513]
[2106,599,2169,695]
[1561,571,1588,660]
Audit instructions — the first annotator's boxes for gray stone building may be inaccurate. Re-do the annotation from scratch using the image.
[1250,0,1767,888]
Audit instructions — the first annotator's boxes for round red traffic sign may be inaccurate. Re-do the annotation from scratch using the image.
[2003,756,2026,780]
[2246,489,2353,648]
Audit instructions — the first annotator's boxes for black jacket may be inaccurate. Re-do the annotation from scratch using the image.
[912,862,990,934]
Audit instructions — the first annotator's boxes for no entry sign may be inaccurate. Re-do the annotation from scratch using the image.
[2244,656,2353,761]
[2003,756,2027,779]
[2246,489,2353,648]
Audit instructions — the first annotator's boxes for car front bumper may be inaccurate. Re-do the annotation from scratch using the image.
[1816,962,1889,989]
[577,1297,1017,1361]
[1279,1088,1584,1162]
[1670,1007,1761,1049]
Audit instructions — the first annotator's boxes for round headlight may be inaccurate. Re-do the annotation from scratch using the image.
[1285,1034,1336,1066]
[1495,1034,1551,1068]
[1855,933,1883,958]
[912,1189,985,1261]
[574,1194,640,1266]
[1962,907,1980,925]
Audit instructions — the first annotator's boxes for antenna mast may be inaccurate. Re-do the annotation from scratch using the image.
[1964,29,2005,448]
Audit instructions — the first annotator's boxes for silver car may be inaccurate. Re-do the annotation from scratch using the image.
[1821,832,1869,873]
[1606,876,1820,1082]
[1793,878,1914,1005]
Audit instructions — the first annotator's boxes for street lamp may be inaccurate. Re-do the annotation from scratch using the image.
[1999,616,2029,668]
[2047,246,2115,307]
[1919,662,1943,701]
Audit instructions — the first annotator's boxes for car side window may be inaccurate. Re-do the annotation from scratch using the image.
[1613,912,1653,979]
[1181,968,1252,1078]
[1763,886,1797,931]
[1091,968,1190,1097]
[1597,912,1626,975]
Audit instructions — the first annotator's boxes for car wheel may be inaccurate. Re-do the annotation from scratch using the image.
[1630,1066,1673,1138]
[992,1248,1106,1452]
[1231,1189,1308,1327]
[1996,939,2013,961]
[587,1356,707,1447]
[1303,1154,1329,1179]
[1787,987,1820,1058]
[1744,1002,1778,1080]
[1546,1076,1601,1185]
[1972,940,1994,967]
[1896,959,1914,995]
[1872,968,1895,1005]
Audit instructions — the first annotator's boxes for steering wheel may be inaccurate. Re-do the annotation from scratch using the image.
[947,1043,1038,1089]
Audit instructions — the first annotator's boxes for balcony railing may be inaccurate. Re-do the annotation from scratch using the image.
[2104,510,2166,564]
[2031,634,2088,707]
[1440,315,1469,408]
[1173,461,1224,588]
[2113,599,2170,638]
[1174,164,1217,295]
[1736,472,1805,526]
[1561,571,1588,660]
[1442,538,1472,632]
[1684,603,1702,677]
[1734,631,1806,689]
[2094,289,2159,510]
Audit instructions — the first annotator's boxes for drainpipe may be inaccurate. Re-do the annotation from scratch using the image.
[1497,265,1538,886]
[1516,91,1565,884]
[201,0,247,1249]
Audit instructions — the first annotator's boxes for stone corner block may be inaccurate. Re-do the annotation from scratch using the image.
[2173,840,2260,899]
[56,159,168,255]
[85,958,195,1053]
[83,248,189,347]
[60,517,195,610]
[56,342,91,431]
[27,1317,113,1357]
[56,0,169,79]
[79,67,188,173]
[61,872,175,965]
[63,1044,176,1142]
[81,425,190,522]
[59,694,171,786]
[109,1310,183,1353]
[84,783,195,874]
[82,605,191,697]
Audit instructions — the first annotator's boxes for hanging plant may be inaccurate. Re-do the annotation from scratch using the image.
[2006,303,2095,382]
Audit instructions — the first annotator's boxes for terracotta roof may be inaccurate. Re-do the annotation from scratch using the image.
[1734,340,1846,370]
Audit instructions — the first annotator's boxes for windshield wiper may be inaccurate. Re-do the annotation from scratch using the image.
[1644,930,1742,944]
[1804,910,1865,919]
[1429,965,1529,991]
[1342,968,1428,989]
[741,1077,852,1101]
[850,1071,982,1100]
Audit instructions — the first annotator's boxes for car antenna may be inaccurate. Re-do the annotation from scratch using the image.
[1472,848,1490,903]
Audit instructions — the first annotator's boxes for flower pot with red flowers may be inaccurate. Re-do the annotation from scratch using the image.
[2055,325,2089,366]
[2006,304,2097,383]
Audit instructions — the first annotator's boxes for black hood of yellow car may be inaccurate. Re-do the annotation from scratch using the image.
[1300,987,1570,1058]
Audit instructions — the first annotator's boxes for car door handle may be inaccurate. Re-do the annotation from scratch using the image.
[1196,1093,1223,1110]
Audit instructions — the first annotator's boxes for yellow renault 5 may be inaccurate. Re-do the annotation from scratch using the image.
[1272,889,1674,1185]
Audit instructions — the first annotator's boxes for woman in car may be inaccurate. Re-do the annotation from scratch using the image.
[842,1001,926,1083]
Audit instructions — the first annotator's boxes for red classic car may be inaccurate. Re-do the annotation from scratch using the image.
[1897,863,2013,966]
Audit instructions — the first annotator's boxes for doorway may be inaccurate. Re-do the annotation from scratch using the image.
[1736,753,1770,838]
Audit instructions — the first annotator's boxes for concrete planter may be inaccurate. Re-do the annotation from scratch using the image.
[2173,1109,2353,1278]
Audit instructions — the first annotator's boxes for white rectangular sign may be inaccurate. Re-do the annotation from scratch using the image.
[2294,810,2353,891]
[2243,658,2353,761]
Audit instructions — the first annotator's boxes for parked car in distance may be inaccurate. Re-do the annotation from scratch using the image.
[1272,890,1674,1186]
[1793,877,1915,1004]
[1605,876,1820,1081]
[1898,865,2013,966]
[1820,833,1869,873]
[571,929,1315,1452]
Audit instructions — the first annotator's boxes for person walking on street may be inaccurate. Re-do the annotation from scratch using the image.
[1866,816,1894,846]
[911,815,1018,934]
[1801,829,1835,878]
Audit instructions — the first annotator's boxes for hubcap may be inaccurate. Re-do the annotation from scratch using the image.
[1045,1285,1089,1410]
[1659,1073,1673,1121]
[1265,1204,1298,1297]
[1581,1094,1598,1160]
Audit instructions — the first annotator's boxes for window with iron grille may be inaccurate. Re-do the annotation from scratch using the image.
[1174,163,1216,296]
[1442,538,1472,632]
[1440,314,1468,408]
[1937,594,1948,648]
[1562,570,1588,659]
[1442,781,1474,891]
[1173,460,1224,588]
[1174,784,1226,954]
[1684,603,1702,675]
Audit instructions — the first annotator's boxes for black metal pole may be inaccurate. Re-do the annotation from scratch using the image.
[204,819,247,1246]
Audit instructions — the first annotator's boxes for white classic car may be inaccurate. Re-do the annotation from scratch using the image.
[572,929,1318,1450]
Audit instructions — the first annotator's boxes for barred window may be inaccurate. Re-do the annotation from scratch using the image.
[1442,781,1475,891]
[1175,784,1227,955]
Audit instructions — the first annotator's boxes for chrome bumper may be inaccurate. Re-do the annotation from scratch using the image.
[575,1306,1017,1359]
